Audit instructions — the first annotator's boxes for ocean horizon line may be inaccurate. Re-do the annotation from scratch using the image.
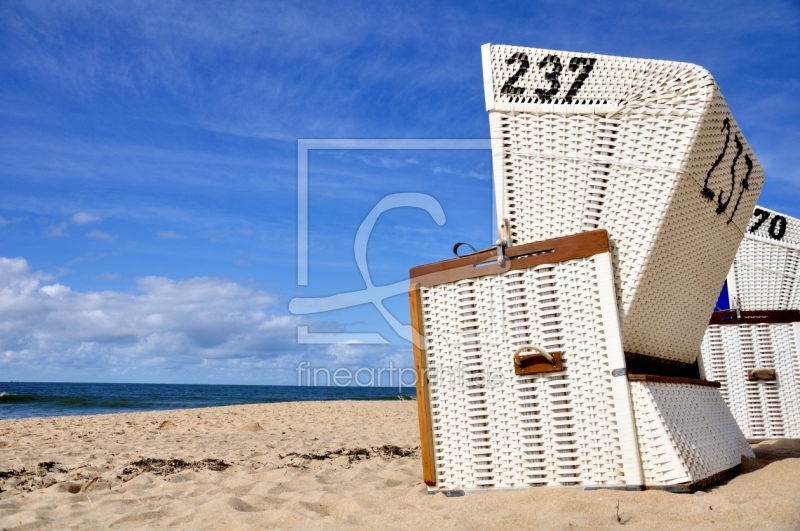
[2,381,413,387]
[0,381,417,420]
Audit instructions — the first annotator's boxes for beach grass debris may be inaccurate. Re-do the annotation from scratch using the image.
[1,461,66,480]
[0,462,68,492]
[379,445,416,458]
[81,477,99,492]
[0,470,19,480]
[279,445,418,466]
[37,462,67,474]
[118,458,230,482]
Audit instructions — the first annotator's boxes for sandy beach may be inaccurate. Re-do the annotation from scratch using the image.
[1,400,798,530]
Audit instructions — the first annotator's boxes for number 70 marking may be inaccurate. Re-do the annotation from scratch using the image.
[749,208,787,241]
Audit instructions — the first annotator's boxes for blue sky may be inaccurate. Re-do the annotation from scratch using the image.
[1,0,798,384]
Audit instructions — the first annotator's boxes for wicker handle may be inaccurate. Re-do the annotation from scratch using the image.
[513,345,555,367]
[747,368,776,381]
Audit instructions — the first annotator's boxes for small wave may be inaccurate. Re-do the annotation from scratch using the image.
[363,393,416,401]
[0,393,145,408]
[0,393,38,404]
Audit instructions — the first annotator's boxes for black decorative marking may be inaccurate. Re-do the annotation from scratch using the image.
[726,153,752,225]
[716,134,743,215]
[565,57,596,103]
[749,208,769,233]
[500,53,529,95]
[702,118,731,200]
[534,55,562,101]
[768,215,787,241]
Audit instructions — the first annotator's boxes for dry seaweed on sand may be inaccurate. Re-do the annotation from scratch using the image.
[37,461,67,474]
[0,462,69,492]
[279,445,418,465]
[118,458,230,482]
[379,445,416,458]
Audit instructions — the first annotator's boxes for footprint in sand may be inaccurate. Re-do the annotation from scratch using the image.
[299,501,329,517]
[227,497,262,512]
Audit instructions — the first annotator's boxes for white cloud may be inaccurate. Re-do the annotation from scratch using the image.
[39,283,71,297]
[0,256,414,382]
[71,212,101,225]
[326,341,375,365]
[157,230,185,239]
[0,257,306,374]
[85,230,116,240]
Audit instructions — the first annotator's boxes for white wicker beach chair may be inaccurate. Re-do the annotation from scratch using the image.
[481,44,765,364]
[410,230,753,494]
[700,207,800,438]
[725,206,800,311]
[702,313,800,438]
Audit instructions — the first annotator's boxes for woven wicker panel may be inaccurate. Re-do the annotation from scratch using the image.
[420,252,642,490]
[701,322,800,438]
[630,381,754,485]
[482,44,765,363]
[728,207,800,311]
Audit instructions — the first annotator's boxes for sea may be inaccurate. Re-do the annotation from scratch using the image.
[0,382,416,420]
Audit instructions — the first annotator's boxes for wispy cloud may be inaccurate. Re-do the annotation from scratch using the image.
[85,230,116,240]
[67,252,109,266]
[70,212,101,224]
[49,222,67,237]
[0,215,28,226]
[432,165,490,180]
[157,230,185,239]
[357,155,420,169]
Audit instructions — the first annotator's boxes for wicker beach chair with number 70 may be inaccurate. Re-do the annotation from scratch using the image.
[701,207,800,438]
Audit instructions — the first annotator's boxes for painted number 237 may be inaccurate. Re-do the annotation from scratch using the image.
[500,53,596,103]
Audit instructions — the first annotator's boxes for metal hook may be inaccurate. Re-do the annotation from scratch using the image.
[452,242,478,257]
[496,218,511,265]
[732,296,742,321]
